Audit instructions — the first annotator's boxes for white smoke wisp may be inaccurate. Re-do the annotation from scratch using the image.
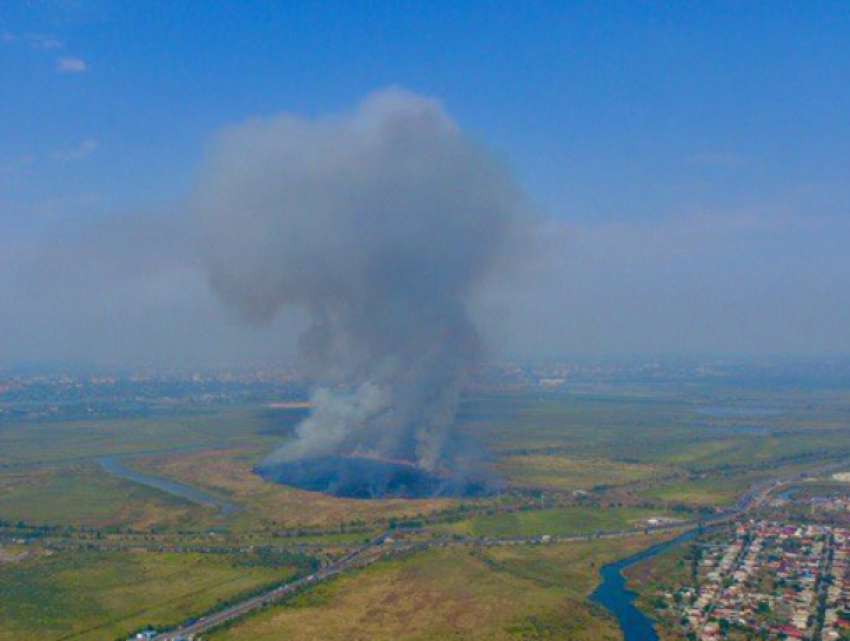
[196,88,532,472]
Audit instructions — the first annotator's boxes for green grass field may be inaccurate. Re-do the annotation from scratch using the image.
[426,506,676,538]
[0,407,279,467]
[0,549,299,641]
[484,531,677,597]
[0,463,209,529]
[467,390,850,474]
[636,475,755,508]
[496,454,661,490]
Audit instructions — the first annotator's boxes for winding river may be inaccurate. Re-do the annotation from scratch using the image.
[97,454,242,516]
[590,531,696,641]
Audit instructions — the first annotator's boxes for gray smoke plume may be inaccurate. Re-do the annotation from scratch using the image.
[196,88,530,472]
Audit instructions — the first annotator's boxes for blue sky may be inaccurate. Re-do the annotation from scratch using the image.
[2,1,849,366]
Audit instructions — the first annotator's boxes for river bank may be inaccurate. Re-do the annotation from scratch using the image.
[97,454,242,515]
[590,530,695,641]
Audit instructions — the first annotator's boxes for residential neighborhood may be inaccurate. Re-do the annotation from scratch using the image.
[661,521,850,640]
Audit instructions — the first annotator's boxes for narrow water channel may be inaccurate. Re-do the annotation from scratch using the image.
[97,454,242,516]
[590,531,695,641]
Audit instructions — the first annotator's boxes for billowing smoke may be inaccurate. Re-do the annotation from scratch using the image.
[196,88,530,479]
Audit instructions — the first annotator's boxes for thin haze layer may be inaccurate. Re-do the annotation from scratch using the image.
[196,88,530,471]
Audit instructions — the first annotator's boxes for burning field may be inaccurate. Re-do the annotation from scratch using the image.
[256,455,497,499]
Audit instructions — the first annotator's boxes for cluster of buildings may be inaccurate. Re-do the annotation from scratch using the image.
[810,496,850,515]
[822,531,850,640]
[128,631,192,641]
[0,369,310,421]
[474,359,713,392]
[664,521,850,640]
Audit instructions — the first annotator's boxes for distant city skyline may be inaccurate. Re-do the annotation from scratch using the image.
[1,1,849,366]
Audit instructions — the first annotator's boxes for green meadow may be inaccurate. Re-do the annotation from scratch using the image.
[425,506,674,538]
[0,550,300,641]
